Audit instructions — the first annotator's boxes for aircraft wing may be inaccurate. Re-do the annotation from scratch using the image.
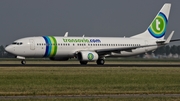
[95,44,157,55]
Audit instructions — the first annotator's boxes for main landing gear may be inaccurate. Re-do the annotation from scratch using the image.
[96,59,105,65]
[80,61,88,65]
[79,59,105,65]
[21,60,26,65]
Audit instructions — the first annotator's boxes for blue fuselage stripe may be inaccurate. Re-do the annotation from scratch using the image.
[43,36,52,57]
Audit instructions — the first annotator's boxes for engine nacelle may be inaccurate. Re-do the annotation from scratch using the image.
[77,51,98,61]
[49,57,69,61]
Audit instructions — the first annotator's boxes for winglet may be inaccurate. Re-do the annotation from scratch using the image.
[64,32,68,37]
[165,31,174,44]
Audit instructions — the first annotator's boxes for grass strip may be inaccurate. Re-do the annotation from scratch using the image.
[0,67,180,96]
[0,97,180,101]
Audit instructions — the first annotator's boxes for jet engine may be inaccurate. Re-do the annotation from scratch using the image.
[77,51,98,61]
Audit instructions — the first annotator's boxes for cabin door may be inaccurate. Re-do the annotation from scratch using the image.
[29,39,35,50]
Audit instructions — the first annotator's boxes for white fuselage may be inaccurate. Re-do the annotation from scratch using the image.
[6,36,158,58]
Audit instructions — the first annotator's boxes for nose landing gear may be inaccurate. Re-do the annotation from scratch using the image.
[16,56,26,65]
[21,60,26,65]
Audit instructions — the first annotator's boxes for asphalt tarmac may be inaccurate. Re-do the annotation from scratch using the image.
[0,63,180,67]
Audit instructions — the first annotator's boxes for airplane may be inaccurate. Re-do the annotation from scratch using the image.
[5,3,177,65]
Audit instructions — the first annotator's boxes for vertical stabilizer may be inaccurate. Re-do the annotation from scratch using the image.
[131,3,171,40]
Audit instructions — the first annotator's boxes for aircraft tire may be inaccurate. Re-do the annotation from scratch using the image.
[80,61,88,65]
[21,60,26,65]
[96,59,105,65]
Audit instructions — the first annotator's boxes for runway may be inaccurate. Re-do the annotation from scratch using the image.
[0,63,180,67]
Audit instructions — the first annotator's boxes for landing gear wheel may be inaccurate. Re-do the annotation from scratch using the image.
[96,59,105,65]
[80,61,88,65]
[21,60,26,65]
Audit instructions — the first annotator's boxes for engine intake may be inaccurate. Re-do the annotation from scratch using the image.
[77,51,98,61]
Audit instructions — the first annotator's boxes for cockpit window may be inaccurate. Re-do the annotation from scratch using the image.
[12,42,17,44]
[12,42,23,45]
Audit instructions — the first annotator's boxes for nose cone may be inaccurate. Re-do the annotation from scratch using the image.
[5,45,13,54]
